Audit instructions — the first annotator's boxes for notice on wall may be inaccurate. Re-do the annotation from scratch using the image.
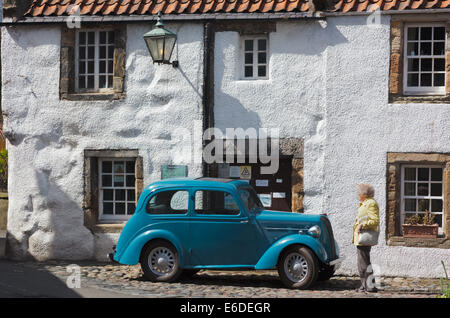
[258,194,272,208]
[240,166,252,179]
[161,165,188,179]
[276,179,283,183]
[229,166,241,178]
[255,179,269,187]
[272,192,286,199]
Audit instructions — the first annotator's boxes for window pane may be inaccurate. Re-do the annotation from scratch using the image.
[99,31,107,44]
[103,202,113,214]
[420,73,432,87]
[407,42,418,56]
[245,66,253,77]
[108,31,115,44]
[408,59,419,72]
[87,75,95,89]
[102,175,112,187]
[78,61,86,74]
[108,76,113,88]
[258,52,266,64]
[404,168,416,181]
[126,161,135,173]
[79,32,86,45]
[258,65,266,77]
[405,199,416,212]
[431,199,442,213]
[430,183,442,197]
[433,42,445,56]
[244,40,253,51]
[108,61,114,74]
[421,58,432,72]
[404,182,415,196]
[434,59,445,72]
[170,191,189,211]
[99,46,106,59]
[88,32,95,45]
[434,214,442,227]
[127,189,135,202]
[78,76,86,89]
[99,61,106,73]
[407,73,419,87]
[79,46,86,59]
[99,75,106,89]
[420,27,432,40]
[417,183,428,196]
[418,168,429,181]
[434,73,445,87]
[245,52,253,64]
[87,61,95,74]
[407,27,419,41]
[418,199,429,212]
[146,190,188,215]
[115,203,125,215]
[114,162,125,174]
[195,190,240,215]
[114,175,124,187]
[115,189,125,201]
[258,39,266,51]
[88,46,95,59]
[434,27,445,40]
[126,175,135,187]
[431,168,443,181]
[127,203,136,215]
[108,46,114,59]
[103,189,113,201]
[420,42,432,55]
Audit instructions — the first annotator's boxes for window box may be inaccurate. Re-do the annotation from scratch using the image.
[401,224,439,238]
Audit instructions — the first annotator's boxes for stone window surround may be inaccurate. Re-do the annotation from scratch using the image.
[60,24,126,101]
[83,150,143,233]
[389,15,450,104]
[386,152,450,248]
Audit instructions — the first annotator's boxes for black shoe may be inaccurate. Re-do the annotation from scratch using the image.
[355,286,366,293]
[366,287,378,293]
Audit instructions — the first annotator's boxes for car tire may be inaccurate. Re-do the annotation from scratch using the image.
[277,245,319,289]
[317,265,335,281]
[140,240,182,283]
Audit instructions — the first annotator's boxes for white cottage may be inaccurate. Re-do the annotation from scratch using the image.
[1,0,449,277]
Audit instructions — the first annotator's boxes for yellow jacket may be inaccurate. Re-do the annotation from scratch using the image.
[353,198,380,246]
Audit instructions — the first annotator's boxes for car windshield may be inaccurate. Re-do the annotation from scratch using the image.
[239,186,264,212]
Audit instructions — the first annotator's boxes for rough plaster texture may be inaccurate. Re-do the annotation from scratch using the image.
[213,17,449,277]
[1,23,203,260]
[2,16,449,276]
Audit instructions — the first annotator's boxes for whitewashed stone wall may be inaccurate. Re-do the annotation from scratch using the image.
[1,23,204,260]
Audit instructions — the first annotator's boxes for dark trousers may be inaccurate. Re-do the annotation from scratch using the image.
[356,246,374,291]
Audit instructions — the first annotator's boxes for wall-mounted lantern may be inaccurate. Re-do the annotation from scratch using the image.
[143,11,178,67]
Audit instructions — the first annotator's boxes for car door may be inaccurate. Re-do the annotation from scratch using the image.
[188,188,263,267]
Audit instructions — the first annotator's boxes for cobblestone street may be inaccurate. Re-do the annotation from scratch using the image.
[6,261,442,298]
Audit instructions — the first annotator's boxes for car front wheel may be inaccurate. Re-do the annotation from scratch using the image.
[140,240,182,282]
[277,246,319,289]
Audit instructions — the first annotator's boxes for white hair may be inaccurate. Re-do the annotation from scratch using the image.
[357,183,375,198]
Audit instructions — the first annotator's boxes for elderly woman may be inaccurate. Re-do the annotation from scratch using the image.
[353,183,380,293]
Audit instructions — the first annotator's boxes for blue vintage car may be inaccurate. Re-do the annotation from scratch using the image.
[110,177,343,289]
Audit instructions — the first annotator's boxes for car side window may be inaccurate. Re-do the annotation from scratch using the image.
[146,190,189,215]
[194,190,240,215]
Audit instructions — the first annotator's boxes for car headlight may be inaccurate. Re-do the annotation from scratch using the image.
[307,225,321,238]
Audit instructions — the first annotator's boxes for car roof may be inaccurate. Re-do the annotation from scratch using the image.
[145,177,250,192]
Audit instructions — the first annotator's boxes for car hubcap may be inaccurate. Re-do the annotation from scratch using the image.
[284,253,309,283]
[149,247,176,277]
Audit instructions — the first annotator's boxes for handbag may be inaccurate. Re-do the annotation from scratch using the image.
[357,229,379,246]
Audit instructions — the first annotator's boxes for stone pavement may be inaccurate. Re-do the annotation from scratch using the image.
[1,260,443,298]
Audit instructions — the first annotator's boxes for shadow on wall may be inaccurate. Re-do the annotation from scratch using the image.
[6,169,116,261]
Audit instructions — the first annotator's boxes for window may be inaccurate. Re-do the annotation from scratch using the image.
[99,159,136,220]
[146,190,189,215]
[401,165,444,235]
[242,36,268,79]
[194,190,240,215]
[404,24,446,95]
[239,187,263,211]
[75,30,115,92]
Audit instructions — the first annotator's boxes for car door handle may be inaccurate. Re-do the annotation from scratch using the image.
[240,220,249,224]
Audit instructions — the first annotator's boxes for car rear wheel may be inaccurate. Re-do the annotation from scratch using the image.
[277,246,319,289]
[140,241,182,282]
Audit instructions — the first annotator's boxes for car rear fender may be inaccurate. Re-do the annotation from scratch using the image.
[114,229,185,266]
[254,234,328,270]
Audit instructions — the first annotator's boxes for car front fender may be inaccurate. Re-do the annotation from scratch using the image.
[254,234,328,270]
[114,229,185,266]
